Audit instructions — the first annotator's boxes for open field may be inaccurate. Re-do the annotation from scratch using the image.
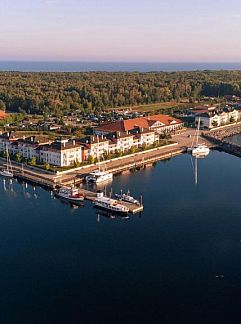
[105,101,192,113]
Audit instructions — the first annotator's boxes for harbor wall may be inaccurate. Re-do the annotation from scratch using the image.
[203,124,241,158]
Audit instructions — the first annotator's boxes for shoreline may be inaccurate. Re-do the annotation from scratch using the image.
[0,128,216,189]
[0,144,186,189]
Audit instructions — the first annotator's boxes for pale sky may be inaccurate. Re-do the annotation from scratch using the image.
[1,0,241,62]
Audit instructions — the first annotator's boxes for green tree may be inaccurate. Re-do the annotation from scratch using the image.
[29,156,36,166]
[15,152,22,163]
[44,163,50,171]
[129,146,137,154]
[88,155,94,164]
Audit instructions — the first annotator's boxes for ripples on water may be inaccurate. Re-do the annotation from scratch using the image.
[1,151,241,323]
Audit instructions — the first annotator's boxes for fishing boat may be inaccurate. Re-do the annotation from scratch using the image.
[188,117,210,157]
[94,192,129,215]
[55,186,84,204]
[115,190,140,205]
[0,147,13,178]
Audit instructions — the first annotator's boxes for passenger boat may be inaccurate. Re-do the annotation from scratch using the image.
[115,190,140,205]
[0,147,13,178]
[94,192,129,215]
[55,186,84,204]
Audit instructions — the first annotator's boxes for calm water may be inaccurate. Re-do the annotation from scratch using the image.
[1,61,241,72]
[227,134,241,146]
[1,151,241,323]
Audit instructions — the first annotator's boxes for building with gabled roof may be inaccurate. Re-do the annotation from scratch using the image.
[94,114,183,136]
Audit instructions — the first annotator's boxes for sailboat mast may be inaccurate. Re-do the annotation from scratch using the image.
[5,145,10,172]
[97,135,100,172]
[196,117,200,145]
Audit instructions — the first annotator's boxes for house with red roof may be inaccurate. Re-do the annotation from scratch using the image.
[94,114,184,136]
[0,110,7,120]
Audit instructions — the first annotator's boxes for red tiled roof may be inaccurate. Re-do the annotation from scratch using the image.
[96,114,182,133]
[147,114,181,126]
[0,110,7,119]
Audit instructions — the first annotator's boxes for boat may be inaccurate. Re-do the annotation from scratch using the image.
[0,147,13,178]
[86,170,113,183]
[86,136,113,184]
[54,186,84,204]
[115,190,140,205]
[94,192,129,215]
[188,117,210,157]
[192,144,210,157]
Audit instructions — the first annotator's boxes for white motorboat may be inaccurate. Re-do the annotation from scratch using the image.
[55,186,84,204]
[94,192,129,214]
[86,136,113,184]
[0,147,13,178]
[115,190,140,205]
[86,170,113,183]
[0,170,13,178]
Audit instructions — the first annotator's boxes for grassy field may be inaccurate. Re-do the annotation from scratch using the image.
[105,101,191,113]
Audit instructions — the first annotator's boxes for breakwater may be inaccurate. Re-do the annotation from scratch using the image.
[203,125,241,158]
[206,124,241,141]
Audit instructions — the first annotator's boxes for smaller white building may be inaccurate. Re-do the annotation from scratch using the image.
[195,109,240,129]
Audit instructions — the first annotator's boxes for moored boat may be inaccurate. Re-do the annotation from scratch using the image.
[55,186,84,204]
[188,117,210,158]
[94,192,129,214]
[0,169,13,178]
[0,147,13,178]
[115,190,140,205]
[86,170,113,183]
[192,143,210,157]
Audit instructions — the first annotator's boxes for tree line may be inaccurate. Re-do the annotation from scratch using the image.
[0,70,241,115]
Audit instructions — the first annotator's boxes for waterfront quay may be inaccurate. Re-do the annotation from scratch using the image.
[0,128,214,189]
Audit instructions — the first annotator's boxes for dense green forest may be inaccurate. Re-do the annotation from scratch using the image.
[0,71,241,115]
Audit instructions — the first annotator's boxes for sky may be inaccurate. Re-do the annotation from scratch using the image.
[1,0,241,62]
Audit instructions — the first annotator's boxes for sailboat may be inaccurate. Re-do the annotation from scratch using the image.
[0,147,13,178]
[86,136,113,184]
[188,117,210,157]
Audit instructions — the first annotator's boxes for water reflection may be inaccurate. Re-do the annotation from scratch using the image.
[96,209,130,222]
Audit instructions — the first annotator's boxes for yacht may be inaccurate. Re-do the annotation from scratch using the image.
[188,117,210,157]
[86,170,113,183]
[192,143,210,157]
[86,136,113,184]
[55,186,84,204]
[94,192,129,215]
[0,147,13,178]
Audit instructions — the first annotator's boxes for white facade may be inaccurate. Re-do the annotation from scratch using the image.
[39,140,82,167]
[196,109,240,129]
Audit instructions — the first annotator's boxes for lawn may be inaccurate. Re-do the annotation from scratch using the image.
[105,101,192,113]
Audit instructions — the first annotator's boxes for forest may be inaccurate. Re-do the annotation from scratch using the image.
[0,70,241,115]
